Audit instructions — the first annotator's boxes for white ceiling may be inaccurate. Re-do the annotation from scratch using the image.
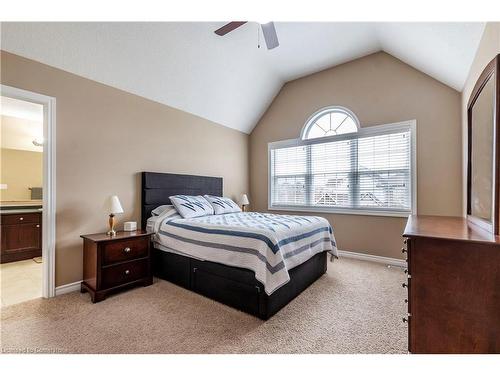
[1,96,44,152]
[1,95,43,122]
[0,22,485,134]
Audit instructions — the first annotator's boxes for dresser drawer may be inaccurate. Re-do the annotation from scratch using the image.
[101,259,149,289]
[1,213,41,225]
[101,237,149,265]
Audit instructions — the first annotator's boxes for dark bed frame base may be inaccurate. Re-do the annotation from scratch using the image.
[153,248,327,320]
[141,171,329,320]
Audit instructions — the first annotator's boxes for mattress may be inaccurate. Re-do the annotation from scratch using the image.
[148,210,337,295]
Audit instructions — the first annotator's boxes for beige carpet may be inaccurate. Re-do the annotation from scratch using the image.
[0,258,407,354]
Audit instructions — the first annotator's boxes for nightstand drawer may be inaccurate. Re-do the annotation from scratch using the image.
[101,259,148,289]
[102,237,149,265]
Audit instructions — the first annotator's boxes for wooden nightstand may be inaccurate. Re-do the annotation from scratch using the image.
[80,230,153,302]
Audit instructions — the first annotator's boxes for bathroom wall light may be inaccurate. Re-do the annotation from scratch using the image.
[32,138,44,147]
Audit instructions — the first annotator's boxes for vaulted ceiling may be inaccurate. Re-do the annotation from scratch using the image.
[1,22,485,133]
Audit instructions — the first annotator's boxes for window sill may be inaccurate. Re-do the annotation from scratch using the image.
[268,205,412,218]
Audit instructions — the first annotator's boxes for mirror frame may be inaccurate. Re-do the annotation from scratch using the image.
[467,54,500,234]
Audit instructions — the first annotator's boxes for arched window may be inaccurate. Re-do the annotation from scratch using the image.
[301,106,359,140]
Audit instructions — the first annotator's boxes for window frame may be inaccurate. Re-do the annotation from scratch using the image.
[300,105,360,140]
[268,119,417,218]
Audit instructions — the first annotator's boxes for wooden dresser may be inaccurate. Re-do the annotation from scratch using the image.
[0,211,42,263]
[403,215,500,353]
[80,230,153,302]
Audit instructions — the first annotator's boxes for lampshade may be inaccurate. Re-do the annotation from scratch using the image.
[103,195,124,214]
[240,194,250,205]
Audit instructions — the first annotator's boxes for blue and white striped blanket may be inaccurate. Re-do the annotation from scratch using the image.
[153,211,338,295]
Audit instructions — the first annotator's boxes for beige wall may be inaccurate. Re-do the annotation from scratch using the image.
[461,23,500,214]
[249,52,462,259]
[0,148,43,201]
[0,51,249,286]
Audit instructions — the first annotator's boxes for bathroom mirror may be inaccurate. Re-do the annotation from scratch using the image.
[467,54,500,234]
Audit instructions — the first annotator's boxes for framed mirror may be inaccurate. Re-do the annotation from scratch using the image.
[467,54,500,234]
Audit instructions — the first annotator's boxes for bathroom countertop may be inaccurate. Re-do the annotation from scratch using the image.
[0,200,42,207]
[0,201,43,214]
[0,208,43,214]
[0,207,43,214]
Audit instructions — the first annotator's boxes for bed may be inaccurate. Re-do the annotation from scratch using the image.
[141,171,337,319]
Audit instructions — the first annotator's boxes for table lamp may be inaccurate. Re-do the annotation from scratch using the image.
[103,195,123,236]
[240,194,249,212]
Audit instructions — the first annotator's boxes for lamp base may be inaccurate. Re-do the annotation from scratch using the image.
[107,214,116,236]
[106,229,117,237]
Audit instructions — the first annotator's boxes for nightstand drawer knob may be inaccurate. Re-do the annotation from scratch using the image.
[124,269,130,275]
[123,247,131,253]
[36,224,40,228]
[19,217,24,221]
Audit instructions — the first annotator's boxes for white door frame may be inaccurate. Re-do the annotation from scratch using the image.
[1,84,56,298]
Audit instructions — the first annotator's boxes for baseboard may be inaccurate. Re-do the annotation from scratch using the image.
[55,280,82,296]
[337,250,406,268]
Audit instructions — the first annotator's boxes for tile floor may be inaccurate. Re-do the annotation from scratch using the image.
[0,259,42,307]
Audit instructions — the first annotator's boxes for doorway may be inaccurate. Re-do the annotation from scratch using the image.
[0,85,56,305]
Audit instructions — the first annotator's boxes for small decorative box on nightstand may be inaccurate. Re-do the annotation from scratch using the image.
[80,230,153,303]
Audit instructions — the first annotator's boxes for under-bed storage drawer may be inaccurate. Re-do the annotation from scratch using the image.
[152,248,328,320]
[153,250,191,289]
[191,264,261,316]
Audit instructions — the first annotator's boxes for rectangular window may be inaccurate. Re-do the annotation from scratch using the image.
[268,121,416,217]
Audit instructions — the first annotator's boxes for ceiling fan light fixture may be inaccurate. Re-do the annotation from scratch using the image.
[213,21,279,50]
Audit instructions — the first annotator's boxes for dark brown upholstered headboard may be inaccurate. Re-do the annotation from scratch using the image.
[141,172,223,230]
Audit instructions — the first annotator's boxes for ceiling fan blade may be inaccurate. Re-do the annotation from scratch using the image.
[214,21,247,36]
[261,22,279,50]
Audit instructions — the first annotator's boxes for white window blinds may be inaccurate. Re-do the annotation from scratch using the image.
[269,121,415,216]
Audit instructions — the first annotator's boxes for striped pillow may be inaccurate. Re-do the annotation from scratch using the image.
[169,195,215,219]
[204,195,241,215]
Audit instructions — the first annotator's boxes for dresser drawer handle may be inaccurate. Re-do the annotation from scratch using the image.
[402,283,408,288]
[19,217,24,221]
[124,269,130,275]
[123,247,131,253]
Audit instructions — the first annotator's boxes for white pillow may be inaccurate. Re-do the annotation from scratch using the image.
[169,195,215,219]
[151,204,174,216]
[204,195,241,215]
[147,206,182,233]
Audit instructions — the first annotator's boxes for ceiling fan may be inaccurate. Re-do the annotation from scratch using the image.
[214,21,279,50]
